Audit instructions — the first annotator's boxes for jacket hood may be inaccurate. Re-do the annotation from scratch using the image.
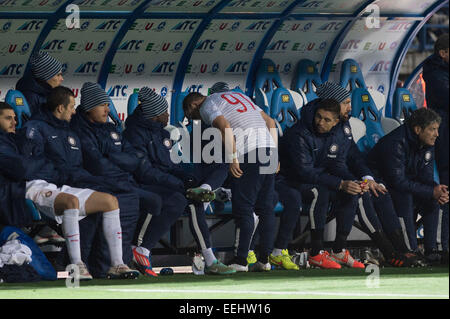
[16,74,52,96]
[299,98,339,137]
[31,108,70,129]
[125,106,165,132]
[423,53,449,73]
[71,108,116,133]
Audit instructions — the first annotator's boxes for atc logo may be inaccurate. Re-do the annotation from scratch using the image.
[369,61,391,73]
[388,22,413,32]
[95,20,122,31]
[41,39,66,51]
[318,22,343,32]
[341,39,361,51]
[118,40,144,51]
[225,61,248,74]
[171,20,198,32]
[108,85,129,98]
[301,1,325,8]
[152,62,176,74]
[74,62,100,74]
[0,64,24,76]
[17,20,44,31]
[245,21,271,32]
[195,39,217,51]
[268,40,290,51]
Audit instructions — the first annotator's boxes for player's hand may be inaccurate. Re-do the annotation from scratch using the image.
[339,180,363,195]
[276,162,280,174]
[438,193,449,205]
[437,185,449,205]
[230,159,243,178]
[366,180,387,197]
[433,184,448,202]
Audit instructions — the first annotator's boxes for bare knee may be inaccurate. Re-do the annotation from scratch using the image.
[54,193,79,215]
[102,193,119,212]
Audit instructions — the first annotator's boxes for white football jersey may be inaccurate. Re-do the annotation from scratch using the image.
[200,91,276,156]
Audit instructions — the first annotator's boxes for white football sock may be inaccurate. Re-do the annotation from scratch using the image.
[202,248,217,267]
[62,209,81,265]
[200,184,212,191]
[271,248,283,257]
[200,184,213,212]
[102,209,123,266]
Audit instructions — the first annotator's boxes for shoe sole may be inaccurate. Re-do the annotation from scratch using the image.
[228,265,248,272]
[308,260,341,269]
[205,270,236,275]
[269,258,299,271]
[132,261,157,277]
[186,189,216,202]
[79,276,93,281]
[106,271,140,280]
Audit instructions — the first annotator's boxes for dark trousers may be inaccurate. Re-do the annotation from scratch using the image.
[442,204,449,251]
[136,185,187,250]
[299,185,358,235]
[194,162,229,190]
[190,163,229,250]
[273,175,302,250]
[390,189,440,252]
[369,192,402,235]
[298,184,358,253]
[232,149,277,261]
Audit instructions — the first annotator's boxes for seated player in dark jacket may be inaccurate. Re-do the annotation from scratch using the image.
[16,51,64,116]
[279,98,375,269]
[17,87,142,278]
[70,82,189,277]
[312,82,419,267]
[367,108,449,263]
[0,101,138,280]
[15,51,66,244]
[123,87,236,275]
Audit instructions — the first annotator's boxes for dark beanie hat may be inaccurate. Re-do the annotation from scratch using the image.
[138,87,168,119]
[79,82,110,112]
[316,81,350,103]
[210,82,230,94]
[30,51,62,82]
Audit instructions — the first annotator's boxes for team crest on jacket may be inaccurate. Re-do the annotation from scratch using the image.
[425,151,432,162]
[68,136,76,146]
[343,126,352,136]
[163,138,172,149]
[329,144,339,154]
[110,132,119,141]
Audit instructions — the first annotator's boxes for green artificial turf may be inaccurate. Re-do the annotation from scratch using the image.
[0,267,448,299]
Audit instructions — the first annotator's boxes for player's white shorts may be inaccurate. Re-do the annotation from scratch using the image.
[25,180,95,224]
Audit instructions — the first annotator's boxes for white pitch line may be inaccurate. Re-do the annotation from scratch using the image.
[103,288,449,298]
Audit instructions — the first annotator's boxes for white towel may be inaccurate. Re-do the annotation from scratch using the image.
[0,240,32,268]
